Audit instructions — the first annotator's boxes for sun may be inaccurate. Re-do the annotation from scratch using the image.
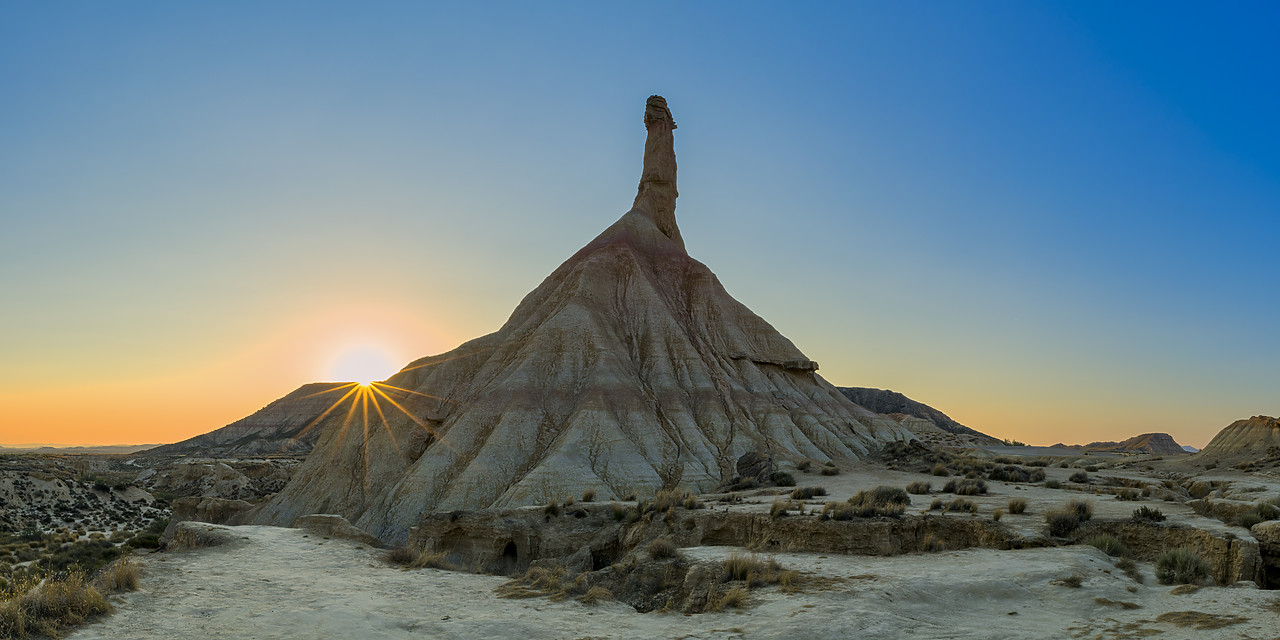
[330,345,399,385]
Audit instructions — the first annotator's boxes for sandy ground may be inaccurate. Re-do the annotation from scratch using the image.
[69,524,1280,640]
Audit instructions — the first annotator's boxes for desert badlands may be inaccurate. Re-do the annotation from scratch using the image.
[3,98,1280,639]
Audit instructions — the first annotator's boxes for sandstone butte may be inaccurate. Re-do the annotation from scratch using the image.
[248,96,913,542]
[1192,415,1280,462]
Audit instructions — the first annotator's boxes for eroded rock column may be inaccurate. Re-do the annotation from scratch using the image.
[633,95,684,251]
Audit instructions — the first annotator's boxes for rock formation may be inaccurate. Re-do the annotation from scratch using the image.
[837,387,1001,447]
[1050,432,1188,456]
[249,96,912,542]
[145,382,353,457]
[1193,416,1280,462]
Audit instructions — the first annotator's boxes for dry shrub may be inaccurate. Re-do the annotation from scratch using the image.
[721,553,784,586]
[93,556,140,593]
[1069,471,1089,483]
[386,545,417,565]
[1085,533,1129,557]
[408,550,456,571]
[1052,575,1083,588]
[1115,557,1143,583]
[906,481,931,495]
[715,586,749,610]
[942,479,987,496]
[820,465,840,476]
[991,508,1003,522]
[1155,611,1248,630]
[1044,509,1081,536]
[789,486,828,500]
[0,571,111,639]
[1094,597,1141,610]
[1007,498,1027,514]
[647,537,678,560]
[921,534,946,552]
[1067,498,1093,521]
[1132,506,1166,522]
[580,489,596,502]
[1156,548,1208,585]
[770,499,802,519]
[496,565,569,599]
[931,463,949,477]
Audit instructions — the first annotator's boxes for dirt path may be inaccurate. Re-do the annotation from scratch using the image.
[69,524,1279,639]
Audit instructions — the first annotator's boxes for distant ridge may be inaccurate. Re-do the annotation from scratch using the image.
[145,382,354,457]
[1049,432,1186,456]
[836,387,1002,447]
[0,444,162,455]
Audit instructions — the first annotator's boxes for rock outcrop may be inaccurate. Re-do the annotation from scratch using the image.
[249,96,911,542]
[837,387,1001,447]
[146,383,355,457]
[1193,416,1280,463]
[1051,432,1188,456]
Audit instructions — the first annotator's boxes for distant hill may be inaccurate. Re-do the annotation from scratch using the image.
[145,382,354,457]
[1182,445,1199,453]
[1049,433,1187,455]
[836,387,1002,447]
[0,444,162,455]
[1191,416,1280,462]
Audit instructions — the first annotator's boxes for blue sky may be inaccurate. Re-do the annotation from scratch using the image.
[1,2,1276,446]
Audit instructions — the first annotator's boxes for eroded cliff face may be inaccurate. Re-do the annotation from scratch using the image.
[1195,416,1280,462]
[249,96,910,542]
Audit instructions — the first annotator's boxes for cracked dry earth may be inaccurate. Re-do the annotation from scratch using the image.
[70,525,1280,639]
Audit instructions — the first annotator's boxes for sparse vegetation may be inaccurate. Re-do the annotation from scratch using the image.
[1155,611,1248,630]
[1132,506,1166,522]
[578,585,612,605]
[1044,479,1061,489]
[581,490,596,502]
[928,498,977,514]
[1115,557,1143,583]
[646,537,678,559]
[1156,548,1209,585]
[1094,597,1141,610]
[906,481,931,495]
[820,465,840,476]
[1068,471,1089,483]
[789,486,827,500]
[941,478,987,496]
[769,472,796,487]
[1045,509,1081,536]
[1067,498,1093,521]
[1053,575,1083,588]
[408,550,456,571]
[931,463,948,477]
[1085,533,1130,557]
[1007,498,1027,515]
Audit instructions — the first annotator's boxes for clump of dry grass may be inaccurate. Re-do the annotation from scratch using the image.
[1052,575,1083,588]
[407,550,456,571]
[1115,557,1143,583]
[1007,498,1027,514]
[580,489,596,502]
[1156,548,1208,585]
[906,481,931,495]
[92,556,140,593]
[720,553,783,585]
[941,478,987,496]
[920,534,946,552]
[1155,611,1248,630]
[1094,597,1141,610]
[789,486,828,500]
[495,565,570,599]
[386,545,417,565]
[0,570,112,639]
[715,586,749,609]
[577,585,612,605]
[647,537,678,560]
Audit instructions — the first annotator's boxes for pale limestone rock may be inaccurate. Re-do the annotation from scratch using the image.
[250,96,911,542]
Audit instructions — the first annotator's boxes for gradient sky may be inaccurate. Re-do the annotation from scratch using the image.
[2,2,1277,447]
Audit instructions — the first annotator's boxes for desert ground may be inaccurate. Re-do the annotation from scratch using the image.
[4,445,1267,639]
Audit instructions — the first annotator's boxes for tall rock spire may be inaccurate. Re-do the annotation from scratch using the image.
[633,95,684,250]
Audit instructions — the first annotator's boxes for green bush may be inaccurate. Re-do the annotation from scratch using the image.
[1156,548,1209,585]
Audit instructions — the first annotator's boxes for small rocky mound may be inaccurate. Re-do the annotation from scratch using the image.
[1192,416,1280,463]
[1051,433,1188,456]
[837,387,1001,446]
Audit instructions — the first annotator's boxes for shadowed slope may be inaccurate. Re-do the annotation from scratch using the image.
[250,97,911,541]
[146,383,354,457]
